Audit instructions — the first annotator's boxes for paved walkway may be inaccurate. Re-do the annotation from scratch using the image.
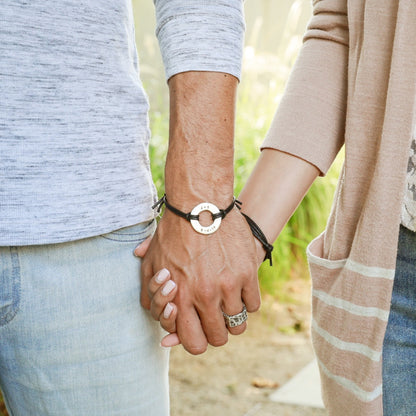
[243,360,328,416]
[243,402,327,416]
[270,360,324,408]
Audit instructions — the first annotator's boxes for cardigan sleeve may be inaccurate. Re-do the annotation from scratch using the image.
[261,0,349,175]
[154,0,245,81]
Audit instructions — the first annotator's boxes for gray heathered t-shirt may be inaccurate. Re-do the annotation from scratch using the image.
[0,0,244,245]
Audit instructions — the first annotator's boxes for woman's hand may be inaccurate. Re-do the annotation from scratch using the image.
[146,268,181,347]
[135,237,181,347]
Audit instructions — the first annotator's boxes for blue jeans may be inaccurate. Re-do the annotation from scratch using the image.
[383,225,416,415]
[0,221,170,416]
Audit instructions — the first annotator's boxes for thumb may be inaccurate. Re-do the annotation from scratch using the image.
[134,235,153,257]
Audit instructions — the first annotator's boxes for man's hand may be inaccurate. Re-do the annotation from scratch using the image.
[139,206,260,354]
[136,226,267,349]
[138,71,261,354]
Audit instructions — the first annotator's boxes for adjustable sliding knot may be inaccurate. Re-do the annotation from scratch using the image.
[152,194,239,235]
[152,195,167,213]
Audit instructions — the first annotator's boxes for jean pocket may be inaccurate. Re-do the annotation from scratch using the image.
[0,247,21,326]
[99,220,156,244]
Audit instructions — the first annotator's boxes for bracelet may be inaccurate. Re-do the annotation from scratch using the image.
[152,194,273,265]
[240,212,274,266]
[152,194,241,235]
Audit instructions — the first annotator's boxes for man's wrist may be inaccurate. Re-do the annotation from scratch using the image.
[153,194,240,235]
[164,155,234,206]
[165,71,237,206]
[163,186,234,208]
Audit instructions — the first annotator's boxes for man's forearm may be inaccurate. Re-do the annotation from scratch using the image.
[141,71,261,354]
[165,71,237,207]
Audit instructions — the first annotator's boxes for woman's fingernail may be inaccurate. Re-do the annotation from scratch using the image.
[163,303,174,319]
[161,280,176,296]
[155,268,170,284]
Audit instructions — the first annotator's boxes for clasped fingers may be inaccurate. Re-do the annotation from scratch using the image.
[147,269,178,334]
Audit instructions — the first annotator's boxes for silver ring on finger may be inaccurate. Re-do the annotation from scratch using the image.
[222,304,247,328]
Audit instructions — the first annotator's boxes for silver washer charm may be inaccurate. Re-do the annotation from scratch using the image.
[190,202,222,235]
[223,305,248,328]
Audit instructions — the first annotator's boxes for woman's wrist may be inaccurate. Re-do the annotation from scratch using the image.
[239,148,320,244]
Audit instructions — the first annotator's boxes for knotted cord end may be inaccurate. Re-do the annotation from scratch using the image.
[152,194,166,213]
[241,212,274,267]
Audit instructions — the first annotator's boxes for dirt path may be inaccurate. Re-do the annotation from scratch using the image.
[170,279,328,416]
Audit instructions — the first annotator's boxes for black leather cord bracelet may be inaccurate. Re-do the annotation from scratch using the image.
[152,194,240,235]
[152,194,273,265]
[231,201,273,265]
[239,212,274,266]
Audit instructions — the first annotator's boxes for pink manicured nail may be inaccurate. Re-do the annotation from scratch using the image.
[161,280,176,296]
[155,268,170,284]
[163,303,174,319]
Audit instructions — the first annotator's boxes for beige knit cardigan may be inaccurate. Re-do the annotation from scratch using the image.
[262,1,416,414]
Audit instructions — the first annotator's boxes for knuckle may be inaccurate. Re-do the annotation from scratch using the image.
[246,299,261,313]
[160,315,176,333]
[141,268,153,284]
[229,323,246,335]
[208,335,228,347]
[150,308,160,321]
[196,285,217,305]
[161,322,175,333]
[185,344,207,355]
[147,287,155,301]
[221,278,239,294]
[208,331,228,347]
[151,296,163,309]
